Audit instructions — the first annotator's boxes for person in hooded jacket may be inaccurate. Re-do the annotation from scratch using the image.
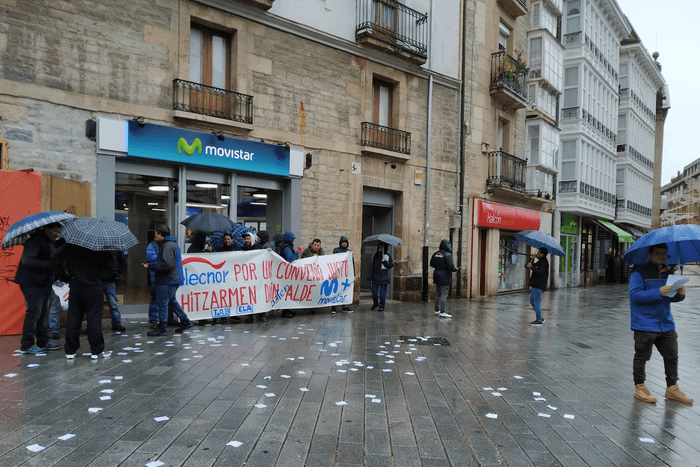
[276,231,298,318]
[367,242,393,312]
[187,230,210,253]
[280,231,299,262]
[240,231,258,251]
[331,236,352,313]
[15,223,63,353]
[147,225,193,336]
[431,239,458,318]
[257,231,273,250]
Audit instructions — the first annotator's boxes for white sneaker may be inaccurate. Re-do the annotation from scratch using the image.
[65,354,75,359]
[91,353,100,360]
[435,311,440,316]
[439,312,452,318]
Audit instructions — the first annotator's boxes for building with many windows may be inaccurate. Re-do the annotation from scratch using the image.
[0,0,464,305]
[616,30,666,233]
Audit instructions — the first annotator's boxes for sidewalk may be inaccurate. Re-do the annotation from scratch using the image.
[1,280,699,466]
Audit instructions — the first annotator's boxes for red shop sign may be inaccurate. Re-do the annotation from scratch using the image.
[476,200,540,231]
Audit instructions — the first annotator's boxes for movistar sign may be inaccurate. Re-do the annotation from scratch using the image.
[127,120,289,176]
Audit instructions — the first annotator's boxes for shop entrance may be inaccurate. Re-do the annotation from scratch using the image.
[114,162,286,306]
[559,234,578,287]
[360,204,394,298]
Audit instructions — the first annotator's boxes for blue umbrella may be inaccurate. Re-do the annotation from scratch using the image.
[623,224,700,265]
[362,233,404,246]
[209,224,253,250]
[2,211,77,249]
[514,230,565,257]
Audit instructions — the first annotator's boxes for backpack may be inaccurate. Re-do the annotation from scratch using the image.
[430,251,446,269]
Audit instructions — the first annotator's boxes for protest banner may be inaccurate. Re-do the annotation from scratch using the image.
[179,250,354,320]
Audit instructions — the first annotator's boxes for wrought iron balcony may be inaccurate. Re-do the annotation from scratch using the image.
[490,51,528,109]
[497,0,527,18]
[173,79,253,124]
[487,150,526,191]
[356,0,428,64]
[361,122,411,155]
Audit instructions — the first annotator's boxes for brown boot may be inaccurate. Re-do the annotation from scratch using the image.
[665,384,694,404]
[634,383,657,403]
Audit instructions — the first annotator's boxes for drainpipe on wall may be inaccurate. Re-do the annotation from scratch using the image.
[456,1,471,298]
[422,75,434,302]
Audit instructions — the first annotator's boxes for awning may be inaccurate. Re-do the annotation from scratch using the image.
[595,218,634,242]
[624,225,646,238]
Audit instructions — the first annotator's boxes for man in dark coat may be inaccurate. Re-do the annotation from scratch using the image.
[525,247,549,325]
[368,243,393,312]
[431,239,458,318]
[331,236,352,313]
[14,223,63,353]
[53,243,112,359]
[102,250,127,332]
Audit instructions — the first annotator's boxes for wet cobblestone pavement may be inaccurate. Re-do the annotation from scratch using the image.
[2,268,699,466]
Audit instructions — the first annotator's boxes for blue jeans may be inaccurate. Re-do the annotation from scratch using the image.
[154,284,191,329]
[102,282,122,327]
[529,287,543,321]
[48,282,63,333]
[20,286,51,350]
[371,283,387,307]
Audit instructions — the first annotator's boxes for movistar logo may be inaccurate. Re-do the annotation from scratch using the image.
[177,137,202,156]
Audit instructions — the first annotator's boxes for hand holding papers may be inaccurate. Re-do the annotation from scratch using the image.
[665,275,689,298]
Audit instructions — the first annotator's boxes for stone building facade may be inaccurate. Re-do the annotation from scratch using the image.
[0,0,464,304]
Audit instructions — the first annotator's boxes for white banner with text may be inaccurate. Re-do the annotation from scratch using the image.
[178,250,354,320]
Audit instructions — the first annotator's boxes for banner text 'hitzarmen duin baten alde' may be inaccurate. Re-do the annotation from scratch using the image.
[178,250,354,320]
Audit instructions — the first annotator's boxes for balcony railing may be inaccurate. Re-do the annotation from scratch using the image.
[559,180,578,193]
[356,0,428,59]
[497,0,528,18]
[487,150,526,191]
[490,51,528,107]
[563,31,582,45]
[361,122,411,155]
[173,79,253,124]
[617,144,654,170]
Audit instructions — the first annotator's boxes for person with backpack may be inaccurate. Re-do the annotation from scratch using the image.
[431,239,458,318]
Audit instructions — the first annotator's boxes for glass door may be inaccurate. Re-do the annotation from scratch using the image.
[114,171,179,304]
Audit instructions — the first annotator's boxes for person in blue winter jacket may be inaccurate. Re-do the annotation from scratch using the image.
[280,231,299,262]
[629,243,693,404]
[147,225,192,336]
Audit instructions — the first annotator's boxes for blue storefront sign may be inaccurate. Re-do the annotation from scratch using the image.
[127,120,290,176]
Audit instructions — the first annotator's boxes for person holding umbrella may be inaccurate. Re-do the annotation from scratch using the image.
[53,243,111,359]
[525,247,549,325]
[14,223,63,353]
[368,242,393,312]
[629,243,693,404]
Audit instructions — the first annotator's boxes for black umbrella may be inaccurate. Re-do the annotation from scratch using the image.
[362,233,404,246]
[181,212,235,233]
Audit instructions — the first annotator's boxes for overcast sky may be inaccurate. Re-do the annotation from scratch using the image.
[615,0,697,186]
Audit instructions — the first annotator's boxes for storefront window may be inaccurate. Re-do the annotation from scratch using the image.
[237,186,283,234]
[498,233,528,291]
[115,173,179,304]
